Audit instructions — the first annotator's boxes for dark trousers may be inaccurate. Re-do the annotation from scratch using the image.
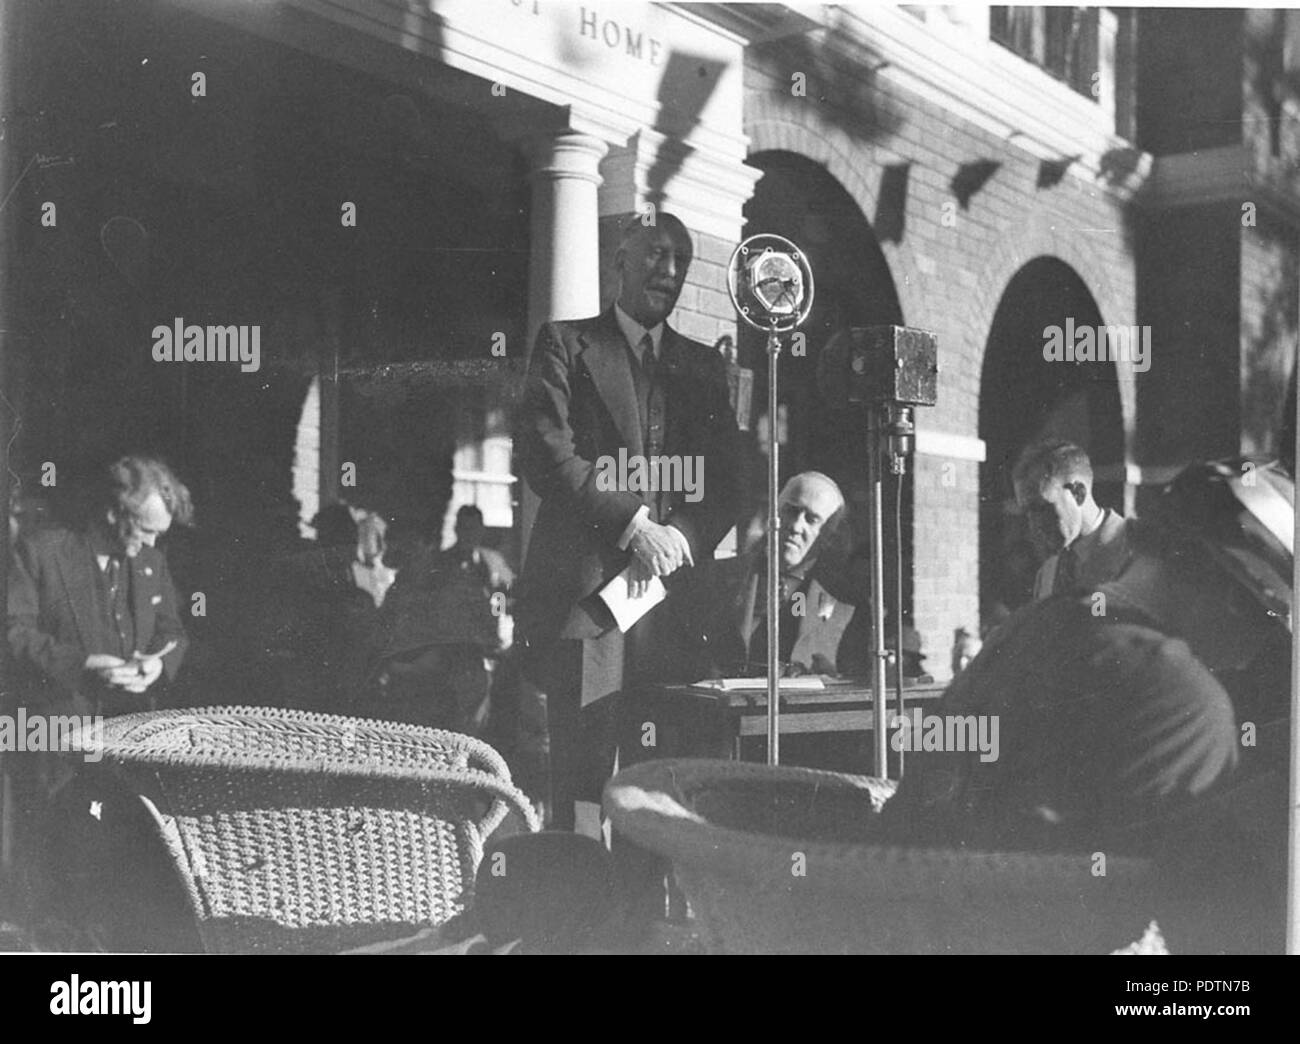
[527,610,710,922]
[527,629,625,832]
[614,684,736,921]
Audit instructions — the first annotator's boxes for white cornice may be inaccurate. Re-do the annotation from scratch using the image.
[667,3,822,45]
[817,5,1150,200]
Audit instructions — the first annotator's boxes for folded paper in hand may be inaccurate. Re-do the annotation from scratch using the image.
[597,567,666,632]
[133,640,179,663]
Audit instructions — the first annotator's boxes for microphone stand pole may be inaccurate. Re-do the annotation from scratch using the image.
[766,318,782,766]
[727,234,814,768]
[868,406,890,779]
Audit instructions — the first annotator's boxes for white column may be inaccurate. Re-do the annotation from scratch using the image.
[524,131,609,351]
[520,131,609,562]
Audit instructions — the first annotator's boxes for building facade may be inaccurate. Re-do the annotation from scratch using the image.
[2,2,1297,684]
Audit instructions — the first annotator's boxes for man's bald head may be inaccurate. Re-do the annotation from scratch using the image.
[777,471,845,569]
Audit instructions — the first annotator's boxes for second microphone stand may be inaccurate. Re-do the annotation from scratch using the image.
[764,317,782,765]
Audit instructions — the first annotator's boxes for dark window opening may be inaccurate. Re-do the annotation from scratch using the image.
[990,6,1100,101]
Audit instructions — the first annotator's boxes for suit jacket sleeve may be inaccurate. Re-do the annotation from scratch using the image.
[7,537,86,700]
[662,347,743,563]
[149,552,189,682]
[519,321,644,542]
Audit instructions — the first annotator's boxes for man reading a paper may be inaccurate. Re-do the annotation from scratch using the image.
[515,212,742,832]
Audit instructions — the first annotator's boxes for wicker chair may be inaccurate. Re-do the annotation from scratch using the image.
[80,707,539,953]
[604,758,1154,955]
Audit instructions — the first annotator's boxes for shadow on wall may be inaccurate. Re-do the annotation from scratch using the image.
[749,8,906,147]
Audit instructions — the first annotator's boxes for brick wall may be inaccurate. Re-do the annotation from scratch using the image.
[743,43,1137,681]
[1240,220,1300,458]
[1240,8,1300,460]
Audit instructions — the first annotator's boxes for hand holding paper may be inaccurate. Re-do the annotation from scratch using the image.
[598,566,666,632]
[628,520,693,578]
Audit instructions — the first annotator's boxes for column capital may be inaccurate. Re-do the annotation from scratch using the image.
[522,131,609,186]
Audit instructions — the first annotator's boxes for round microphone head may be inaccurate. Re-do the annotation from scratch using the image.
[727,234,814,332]
[747,250,804,316]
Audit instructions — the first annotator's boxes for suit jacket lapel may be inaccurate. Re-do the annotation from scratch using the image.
[578,310,643,457]
[660,327,691,448]
[790,578,830,666]
[660,325,688,379]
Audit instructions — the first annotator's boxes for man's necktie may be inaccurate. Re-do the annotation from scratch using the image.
[639,334,657,380]
[638,333,667,520]
[1052,546,1080,595]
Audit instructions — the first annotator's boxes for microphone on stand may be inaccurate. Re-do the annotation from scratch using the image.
[817,324,939,779]
[727,235,815,767]
[728,236,814,332]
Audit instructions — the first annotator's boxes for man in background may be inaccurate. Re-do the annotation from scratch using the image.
[1013,439,1135,600]
[8,454,190,717]
[443,505,515,600]
[375,505,514,734]
[4,454,192,943]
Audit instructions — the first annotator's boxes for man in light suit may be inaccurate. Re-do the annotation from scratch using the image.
[516,211,742,831]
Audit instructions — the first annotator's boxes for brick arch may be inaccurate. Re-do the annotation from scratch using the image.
[967,217,1122,376]
[744,115,926,325]
[967,216,1137,448]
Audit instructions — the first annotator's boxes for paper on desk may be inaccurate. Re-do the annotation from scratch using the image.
[691,676,826,692]
[597,568,666,632]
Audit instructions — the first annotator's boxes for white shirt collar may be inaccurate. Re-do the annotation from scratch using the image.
[614,303,663,360]
[1071,508,1123,565]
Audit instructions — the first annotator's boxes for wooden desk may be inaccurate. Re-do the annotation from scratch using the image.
[629,678,947,763]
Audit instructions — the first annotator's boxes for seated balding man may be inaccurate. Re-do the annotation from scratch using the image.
[650,471,861,683]
[614,472,864,923]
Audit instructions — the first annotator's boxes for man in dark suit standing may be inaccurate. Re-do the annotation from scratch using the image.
[8,455,191,718]
[516,211,741,832]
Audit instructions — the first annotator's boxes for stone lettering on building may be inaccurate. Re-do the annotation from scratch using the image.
[579,5,665,66]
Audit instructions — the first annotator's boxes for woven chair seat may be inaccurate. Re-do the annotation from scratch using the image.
[604,758,1153,955]
[82,707,539,953]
